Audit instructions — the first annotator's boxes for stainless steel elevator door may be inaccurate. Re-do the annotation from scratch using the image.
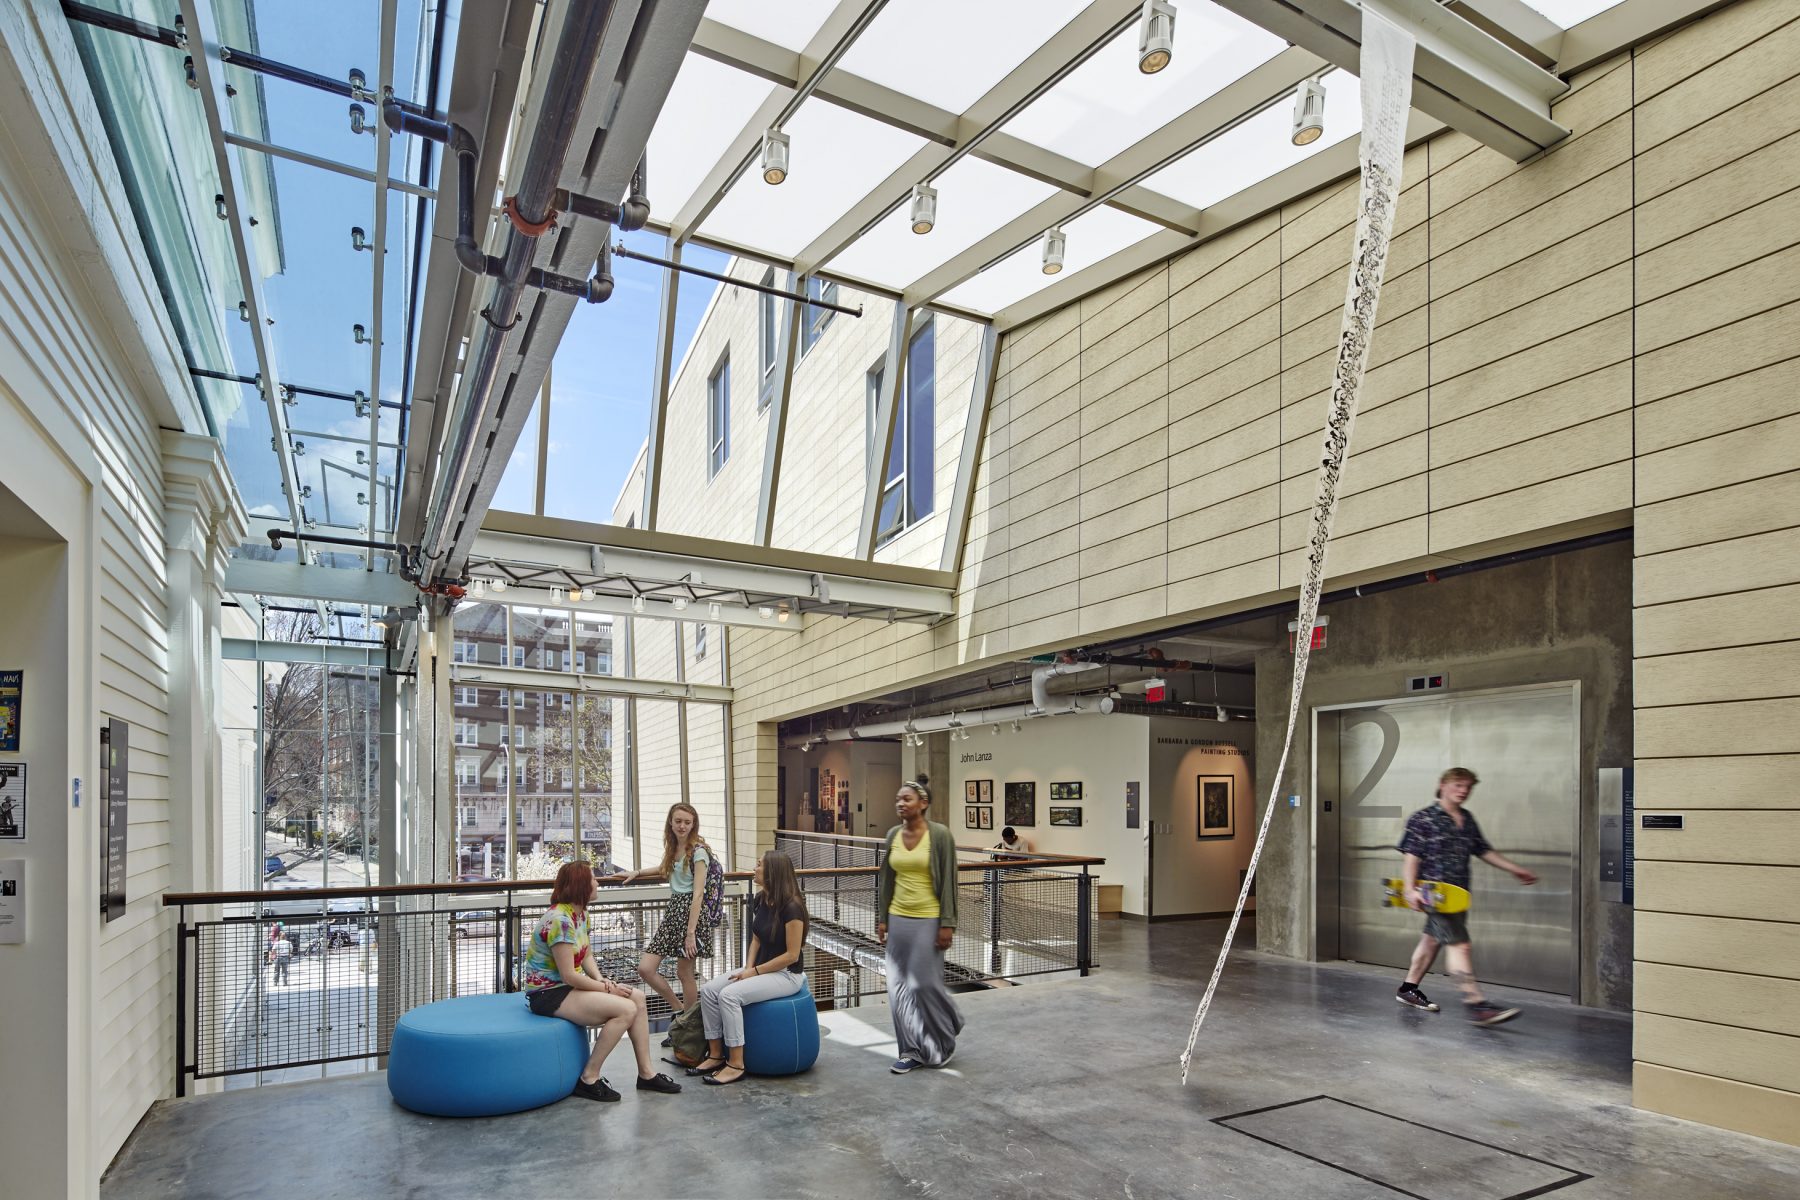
[1333,686,1577,995]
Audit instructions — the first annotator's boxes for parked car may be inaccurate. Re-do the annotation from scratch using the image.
[452,910,498,939]
[263,854,287,878]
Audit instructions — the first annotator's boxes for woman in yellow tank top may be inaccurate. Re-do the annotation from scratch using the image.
[876,776,964,1073]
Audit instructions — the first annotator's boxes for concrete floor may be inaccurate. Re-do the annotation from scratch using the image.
[103,920,1800,1200]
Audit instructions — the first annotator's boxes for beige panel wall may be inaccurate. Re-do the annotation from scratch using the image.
[647,0,1800,1143]
[1625,0,1800,1145]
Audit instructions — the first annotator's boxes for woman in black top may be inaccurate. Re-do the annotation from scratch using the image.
[692,850,809,1084]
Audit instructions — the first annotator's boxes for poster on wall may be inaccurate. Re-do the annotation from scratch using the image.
[1049,781,1082,804]
[1049,807,1082,827]
[102,720,129,922]
[1125,781,1140,830]
[0,669,20,752]
[0,763,23,840]
[1004,781,1036,827]
[1198,775,1235,839]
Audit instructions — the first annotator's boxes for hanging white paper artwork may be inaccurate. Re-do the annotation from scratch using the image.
[1180,7,1418,1084]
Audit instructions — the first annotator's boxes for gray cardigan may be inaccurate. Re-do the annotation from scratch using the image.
[876,820,959,929]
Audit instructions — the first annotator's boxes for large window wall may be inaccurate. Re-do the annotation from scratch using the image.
[451,601,726,879]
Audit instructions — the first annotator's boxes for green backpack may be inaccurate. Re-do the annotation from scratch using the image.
[666,1000,708,1068]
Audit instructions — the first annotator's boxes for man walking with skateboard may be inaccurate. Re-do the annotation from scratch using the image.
[1395,767,1537,1025]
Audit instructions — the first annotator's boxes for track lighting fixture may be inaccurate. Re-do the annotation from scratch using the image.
[777,603,792,624]
[1216,704,1228,722]
[469,578,487,597]
[550,587,566,603]
[568,586,584,602]
[1291,77,1327,147]
[489,577,507,594]
[1137,0,1176,75]
[1041,227,1066,275]
[910,183,937,235]
[708,602,721,621]
[758,605,775,619]
[761,128,790,185]
[672,596,688,612]
[631,595,646,614]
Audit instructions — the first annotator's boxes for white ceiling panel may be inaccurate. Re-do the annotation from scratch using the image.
[698,98,928,260]
[826,156,1060,286]
[702,0,840,51]
[645,52,779,221]
[937,205,1162,314]
[1000,3,1284,168]
[1141,73,1362,212]
[835,0,1093,115]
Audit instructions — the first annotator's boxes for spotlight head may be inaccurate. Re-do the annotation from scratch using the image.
[1041,226,1066,275]
[708,602,721,621]
[469,578,487,597]
[550,587,566,603]
[758,605,775,620]
[1216,704,1228,722]
[631,594,646,614]
[777,604,792,623]
[1292,77,1327,147]
[761,128,790,185]
[909,183,938,235]
[568,586,585,602]
[489,577,507,594]
[1137,0,1176,75]
[672,596,689,612]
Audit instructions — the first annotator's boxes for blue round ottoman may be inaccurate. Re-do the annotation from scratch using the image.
[387,993,588,1117]
[741,983,820,1075]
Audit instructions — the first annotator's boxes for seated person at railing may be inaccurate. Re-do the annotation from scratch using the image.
[690,850,810,1085]
[521,861,684,1103]
[993,827,1034,856]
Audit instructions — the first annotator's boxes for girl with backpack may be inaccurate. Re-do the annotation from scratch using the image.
[877,776,964,1073]
[621,802,718,1019]
[690,849,811,1084]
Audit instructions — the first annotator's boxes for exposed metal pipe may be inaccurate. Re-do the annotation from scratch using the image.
[1030,661,1101,712]
[409,0,618,586]
[188,367,404,410]
[612,243,865,316]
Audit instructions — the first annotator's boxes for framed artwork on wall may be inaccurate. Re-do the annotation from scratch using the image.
[1198,775,1235,839]
[978,808,993,831]
[978,780,993,805]
[1049,781,1082,803]
[966,780,980,804]
[965,805,980,828]
[1049,806,1082,827]
[1004,781,1036,827]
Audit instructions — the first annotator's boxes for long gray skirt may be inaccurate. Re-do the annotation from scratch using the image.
[885,915,964,1066]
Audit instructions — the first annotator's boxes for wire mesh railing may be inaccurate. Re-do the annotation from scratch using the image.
[165,835,1100,1094]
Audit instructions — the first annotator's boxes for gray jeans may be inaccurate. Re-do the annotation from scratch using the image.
[699,968,805,1047]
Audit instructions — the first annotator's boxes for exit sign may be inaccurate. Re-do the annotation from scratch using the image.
[1287,615,1329,652]
[1145,677,1167,703]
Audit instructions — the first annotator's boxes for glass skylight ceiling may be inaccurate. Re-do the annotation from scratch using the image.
[67,0,443,563]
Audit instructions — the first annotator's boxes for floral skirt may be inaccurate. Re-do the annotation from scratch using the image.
[643,893,715,960]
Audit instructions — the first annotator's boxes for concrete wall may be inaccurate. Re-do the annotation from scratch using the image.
[1252,540,1634,1008]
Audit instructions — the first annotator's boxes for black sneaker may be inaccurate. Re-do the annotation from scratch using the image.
[636,1072,683,1094]
[1466,1001,1521,1027]
[1396,984,1439,1012]
[571,1076,620,1103]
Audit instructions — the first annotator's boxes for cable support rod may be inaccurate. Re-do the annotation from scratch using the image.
[188,367,404,409]
[613,244,864,316]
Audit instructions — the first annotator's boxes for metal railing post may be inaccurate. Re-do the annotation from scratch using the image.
[986,864,1002,975]
[1077,867,1093,978]
[175,910,189,1097]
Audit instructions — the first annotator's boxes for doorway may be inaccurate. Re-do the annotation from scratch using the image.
[1315,684,1579,995]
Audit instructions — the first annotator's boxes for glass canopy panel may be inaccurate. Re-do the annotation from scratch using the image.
[242,0,378,78]
[1520,0,1629,24]
[702,0,840,50]
[937,205,1164,315]
[827,155,1059,287]
[1001,3,1285,169]
[1140,74,1363,212]
[698,99,928,260]
[644,53,779,222]
[834,0,1094,114]
[224,68,379,173]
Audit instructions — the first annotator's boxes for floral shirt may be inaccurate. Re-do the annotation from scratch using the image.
[1397,803,1492,889]
[521,903,589,991]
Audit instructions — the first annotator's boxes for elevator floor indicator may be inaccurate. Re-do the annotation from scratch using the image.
[1213,1095,1591,1199]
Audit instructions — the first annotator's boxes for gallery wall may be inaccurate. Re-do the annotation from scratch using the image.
[1147,717,1258,917]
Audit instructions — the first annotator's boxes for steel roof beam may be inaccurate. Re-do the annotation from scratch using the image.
[448,661,732,705]
[221,131,435,198]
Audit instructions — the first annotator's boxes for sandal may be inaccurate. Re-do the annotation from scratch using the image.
[685,1057,727,1077]
[703,1065,746,1086]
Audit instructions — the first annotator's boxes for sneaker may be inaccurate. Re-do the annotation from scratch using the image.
[890,1058,920,1074]
[1466,1002,1521,1027]
[1396,985,1440,1012]
[571,1076,620,1103]
[636,1072,683,1094]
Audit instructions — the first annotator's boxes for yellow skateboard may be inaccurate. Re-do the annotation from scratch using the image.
[1382,878,1471,914]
